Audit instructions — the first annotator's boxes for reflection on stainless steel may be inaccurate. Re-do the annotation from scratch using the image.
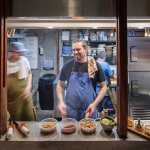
[11,0,114,17]
[67,0,82,16]
[128,37,150,71]
[128,37,150,119]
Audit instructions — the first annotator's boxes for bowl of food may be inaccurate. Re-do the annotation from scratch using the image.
[79,118,97,134]
[100,116,115,131]
[60,118,77,134]
[39,118,58,134]
[128,116,134,128]
[145,125,150,136]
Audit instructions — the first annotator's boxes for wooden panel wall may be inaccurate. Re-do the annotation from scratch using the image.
[0,0,128,139]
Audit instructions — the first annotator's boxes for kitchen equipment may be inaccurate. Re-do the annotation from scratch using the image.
[128,37,150,119]
[79,118,97,134]
[39,118,58,134]
[60,118,77,134]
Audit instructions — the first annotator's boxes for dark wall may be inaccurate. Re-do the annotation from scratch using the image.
[127,0,148,16]
[11,0,114,17]
[10,0,150,17]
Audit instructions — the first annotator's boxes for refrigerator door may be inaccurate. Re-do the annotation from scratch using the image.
[128,71,150,119]
[129,72,150,100]
[128,37,150,119]
[128,37,150,71]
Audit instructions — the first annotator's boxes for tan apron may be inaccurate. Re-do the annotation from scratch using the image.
[7,73,35,121]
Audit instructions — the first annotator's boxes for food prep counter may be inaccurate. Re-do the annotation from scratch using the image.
[0,121,148,141]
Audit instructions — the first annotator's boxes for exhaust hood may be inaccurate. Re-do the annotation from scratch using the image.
[6,17,150,29]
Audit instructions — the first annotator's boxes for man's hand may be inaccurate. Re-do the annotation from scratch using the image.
[86,103,97,117]
[21,87,31,100]
[58,102,67,118]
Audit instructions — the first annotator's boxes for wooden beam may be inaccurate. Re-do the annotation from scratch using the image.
[56,31,60,74]
[116,0,128,138]
[0,0,9,136]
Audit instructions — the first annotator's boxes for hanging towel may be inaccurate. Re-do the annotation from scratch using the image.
[88,56,98,78]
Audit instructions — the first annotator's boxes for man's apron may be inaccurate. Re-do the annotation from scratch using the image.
[65,63,98,121]
[7,73,35,121]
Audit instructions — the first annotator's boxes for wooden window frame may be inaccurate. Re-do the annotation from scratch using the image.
[0,0,128,139]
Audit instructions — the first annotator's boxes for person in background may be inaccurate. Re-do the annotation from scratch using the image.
[7,42,35,121]
[96,51,116,117]
[56,39,107,121]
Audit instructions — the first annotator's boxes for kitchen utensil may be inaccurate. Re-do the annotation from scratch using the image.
[85,112,90,118]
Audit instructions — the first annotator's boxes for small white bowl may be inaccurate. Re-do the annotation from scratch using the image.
[39,118,58,134]
[79,118,97,134]
[60,118,77,134]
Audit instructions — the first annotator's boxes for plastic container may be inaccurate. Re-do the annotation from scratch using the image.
[39,118,58,134]
[60,118,77,134]
[79,118,97,134]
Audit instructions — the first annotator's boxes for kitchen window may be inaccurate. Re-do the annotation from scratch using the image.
[3,0,147,143]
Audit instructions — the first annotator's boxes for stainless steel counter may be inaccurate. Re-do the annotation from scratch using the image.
[0,121,148,141]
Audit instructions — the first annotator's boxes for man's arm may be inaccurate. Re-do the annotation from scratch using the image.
[94,81,107,106]
[86,81,107,117]
[56,80,67,117]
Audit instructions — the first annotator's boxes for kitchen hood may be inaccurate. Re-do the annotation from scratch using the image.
[6,17,150,29]
[6,17,116,29]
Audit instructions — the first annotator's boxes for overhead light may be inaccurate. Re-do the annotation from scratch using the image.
[144,29,148,37]
[93,26,98,29]
[47,27,53,29]
[144,28,150,37]
[138,27,144,29]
